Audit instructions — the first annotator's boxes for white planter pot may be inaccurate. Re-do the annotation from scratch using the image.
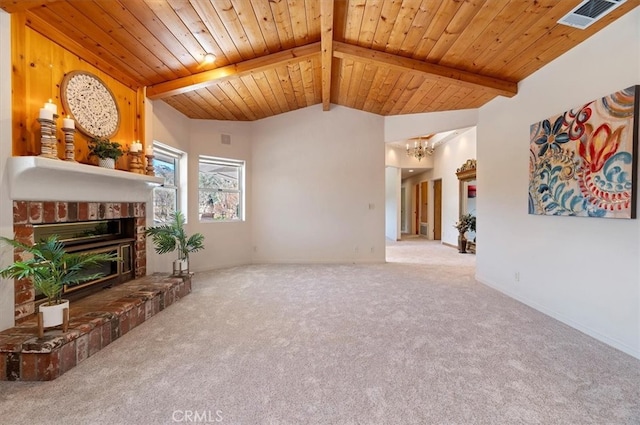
[173,259,189,276]
[98,158,115,169]
[39,299,69,327]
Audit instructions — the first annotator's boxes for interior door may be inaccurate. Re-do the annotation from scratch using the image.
[414,184,420,234]
[420,182,428,223]
[400,187,406,233]
[434,179,442,240]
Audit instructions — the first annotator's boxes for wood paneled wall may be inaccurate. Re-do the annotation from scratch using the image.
[11,13,144,170]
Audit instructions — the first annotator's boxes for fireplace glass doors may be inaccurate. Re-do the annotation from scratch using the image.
[32,219,135,301]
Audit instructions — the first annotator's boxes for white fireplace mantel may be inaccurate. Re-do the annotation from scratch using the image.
[7,156,164,203]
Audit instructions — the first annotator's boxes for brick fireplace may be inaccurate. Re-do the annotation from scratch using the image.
[11,200,147,323]
[0,157,194,381]
[3,156,164,326]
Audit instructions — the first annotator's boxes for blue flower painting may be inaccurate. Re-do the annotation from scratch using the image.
[529,86,639,218]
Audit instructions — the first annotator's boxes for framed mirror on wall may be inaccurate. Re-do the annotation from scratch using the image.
[456,159,477,253]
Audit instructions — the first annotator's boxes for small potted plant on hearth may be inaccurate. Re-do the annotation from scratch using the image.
[88,137,124,169]
[0,235,118,333]
[454,213,476,254]
[145,211,205,276]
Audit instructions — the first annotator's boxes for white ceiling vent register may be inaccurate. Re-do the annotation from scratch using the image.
[558,0,627,29]
[221,134,231,145]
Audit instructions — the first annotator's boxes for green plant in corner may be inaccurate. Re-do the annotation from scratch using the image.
[88,137,124,160]
[454,213,476,235]
[0,235,119,306]
[454,213,476,253]
[144,211,205,275]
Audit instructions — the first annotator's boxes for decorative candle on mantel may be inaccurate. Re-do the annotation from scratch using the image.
[145,144,153,156]
[63,115,75,129]
[44,99,57,115]
[39,107,54,121]
[130,141,141,152]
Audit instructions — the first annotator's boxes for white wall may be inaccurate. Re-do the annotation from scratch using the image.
[476,9,640,359]
[189,119,252,270]
[432,128,476,246]
[0,10,14,330]
[149,101,253,273]
[251,104,385,263]
[384,109,477,143]
[400,128,476,245]
[148,100,191,274]
[385,166,401,241]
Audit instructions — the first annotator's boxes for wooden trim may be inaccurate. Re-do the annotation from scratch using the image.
[320,0,334,111]
[137,87,145,150]
[11,12,28,156]
[333,41,518,98]
[147,42,322,100]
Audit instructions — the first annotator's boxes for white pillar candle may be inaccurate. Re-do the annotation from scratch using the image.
[130,142,140,152]
[63,116,74,129]
[39,107,53,120]
[44,99,57,115]
[145,145,153,156]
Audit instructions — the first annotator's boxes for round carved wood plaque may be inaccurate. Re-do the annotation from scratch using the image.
[61,71,120,139]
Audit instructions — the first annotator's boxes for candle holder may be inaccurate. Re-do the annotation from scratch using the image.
[61,127,76,161]
[128,151,144,174]
[37,115,59,159]
[145,154,155,176]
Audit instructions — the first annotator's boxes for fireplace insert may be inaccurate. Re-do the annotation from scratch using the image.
[32,219,135,302]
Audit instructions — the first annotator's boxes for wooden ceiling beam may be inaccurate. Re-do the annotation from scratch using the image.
[333,41,518,98]
[147,42,321,100]
[320,0,334,111]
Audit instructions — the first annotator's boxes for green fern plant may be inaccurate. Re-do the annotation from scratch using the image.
[88,137,124,160]
[144,211,205,262]
[0,235,119,306]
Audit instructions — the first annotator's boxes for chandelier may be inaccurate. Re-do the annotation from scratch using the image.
[406,137,434,161]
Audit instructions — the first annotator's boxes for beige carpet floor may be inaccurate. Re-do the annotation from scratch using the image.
[0,239,638,424]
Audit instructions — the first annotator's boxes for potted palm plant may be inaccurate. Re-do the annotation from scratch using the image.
[88,137,124,169]
[454,213,476,253]
[0,235,118,329]
[145,211,205,276]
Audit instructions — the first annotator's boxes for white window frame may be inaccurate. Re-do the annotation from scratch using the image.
[198,155,245,222]
[152,142,187,223]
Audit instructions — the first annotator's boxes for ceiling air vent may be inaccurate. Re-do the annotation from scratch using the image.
[558,0,627,29]
[221,134,231,145]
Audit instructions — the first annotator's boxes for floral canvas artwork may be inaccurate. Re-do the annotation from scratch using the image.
[529,86,639,218]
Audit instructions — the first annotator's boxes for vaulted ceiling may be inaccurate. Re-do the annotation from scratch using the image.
[1,0,638,121]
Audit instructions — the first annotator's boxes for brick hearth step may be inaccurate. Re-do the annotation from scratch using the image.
[0,273,191,381]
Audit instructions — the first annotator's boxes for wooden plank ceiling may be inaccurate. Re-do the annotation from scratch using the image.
[2,0,638,121]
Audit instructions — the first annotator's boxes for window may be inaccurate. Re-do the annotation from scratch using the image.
[198,156,245,222]
[152,143,185,223]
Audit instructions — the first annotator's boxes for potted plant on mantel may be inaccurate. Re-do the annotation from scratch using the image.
[454,213,476,254]
[145,211,205,276]
[0,235,118,333]
[88,137,124,169]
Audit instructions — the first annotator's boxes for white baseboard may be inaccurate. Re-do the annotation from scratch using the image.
[475,274,640,360]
